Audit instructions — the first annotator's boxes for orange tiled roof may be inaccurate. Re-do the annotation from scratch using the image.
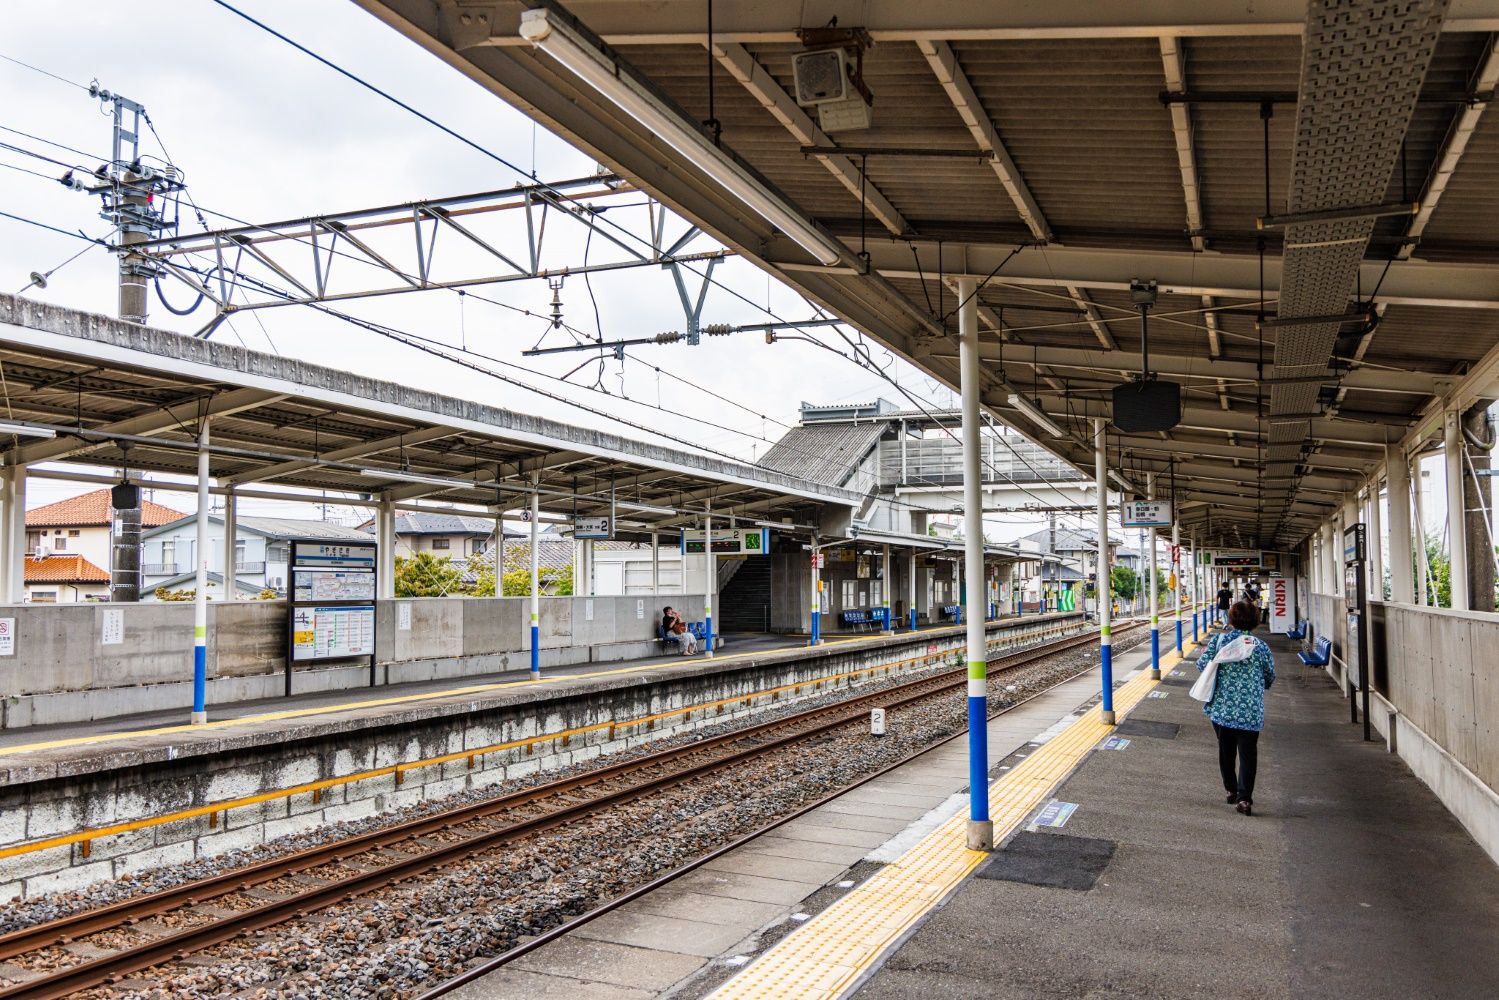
[25,553,110,584]
[25,488,185,529]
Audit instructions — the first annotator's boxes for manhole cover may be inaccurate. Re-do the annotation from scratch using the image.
[977,831,1116,891]
[1114,719,1180,740]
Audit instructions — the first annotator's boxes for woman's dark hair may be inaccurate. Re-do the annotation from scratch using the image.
[662,606,672,614]
[1228,600,1258,632]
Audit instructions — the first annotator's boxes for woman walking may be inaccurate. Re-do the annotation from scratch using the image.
[1194,600,1275,815]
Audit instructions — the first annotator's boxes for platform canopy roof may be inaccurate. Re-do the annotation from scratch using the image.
[0,296,860,535]
[357,0,1499,548]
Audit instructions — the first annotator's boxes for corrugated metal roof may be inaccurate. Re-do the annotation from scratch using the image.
[756,420,887,487]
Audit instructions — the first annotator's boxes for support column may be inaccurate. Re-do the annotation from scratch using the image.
[376,500,395,599]
[222,488,237,599]
[908,549,918,631]
[529,475,541,680]
[1172,518,1182,655]
[650,530,660,598]
[0,465,25,603]
[191,419,210,725]
[1463,402,1495,613]
[1189,537,1199,643]
[704,500,714,657]
[1387,444,1414,604]
[881,543,894,633]
[493,510,504,593]
[1369,482,1384,602]
[958,275,992,850]
[810,534,822,645]
[1445,408,1470,611]
[1094,418,1115,726]
[1412,457,1430,604]
[1148,473,1160,679]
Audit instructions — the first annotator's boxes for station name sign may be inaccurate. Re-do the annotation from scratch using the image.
[574,516,613,539]
[1120,500,1171,528]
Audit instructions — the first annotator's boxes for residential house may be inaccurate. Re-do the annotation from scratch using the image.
[23,553,111,603]
[23,488,186,602]
[358,511,501,560]
[142,514,374,597]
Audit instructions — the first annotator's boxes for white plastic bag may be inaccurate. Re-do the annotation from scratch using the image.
[1190,635,1256,702]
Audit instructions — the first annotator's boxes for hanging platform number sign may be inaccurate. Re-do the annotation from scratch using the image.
[1120,500,1172,528]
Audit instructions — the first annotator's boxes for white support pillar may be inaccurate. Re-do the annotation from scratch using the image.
[1172,515,1182,655]
[958,275,992,851]
[0,465,25,603]
[222,488,237,599]
[191,419,210,725]
[493,510,504,593]
[1094,418,1116,726]
[529,475,540,680]
[908,548,918,631]
[1368,482,1384,601]
[1412,456,1430,604]
[881,543,894,633]
[1148,473,1160,678]
[376,499,396,599]
[704,499,715,656]
[650,530,660,598]
[1387,444,1415,604]
[1445,408,1470,611]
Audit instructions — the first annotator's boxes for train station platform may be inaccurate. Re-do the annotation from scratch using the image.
[0,612,1086,898]
[698,630,1499,1000]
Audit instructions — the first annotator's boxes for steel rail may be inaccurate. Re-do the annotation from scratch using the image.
[0,623,1134,999]
[416,620,1153,999]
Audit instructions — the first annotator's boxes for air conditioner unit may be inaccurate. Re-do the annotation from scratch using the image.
[32,544,50,559]
[791,48,849,105]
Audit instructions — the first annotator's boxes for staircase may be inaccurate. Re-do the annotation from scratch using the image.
[718,557,773,633]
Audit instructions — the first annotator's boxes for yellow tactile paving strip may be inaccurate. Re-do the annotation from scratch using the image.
[709,641,1200,1000]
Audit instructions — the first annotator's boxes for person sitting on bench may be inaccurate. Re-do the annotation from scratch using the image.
[662,606,698,655]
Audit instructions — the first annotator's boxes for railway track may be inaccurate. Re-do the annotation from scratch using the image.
[0,622,1141,999]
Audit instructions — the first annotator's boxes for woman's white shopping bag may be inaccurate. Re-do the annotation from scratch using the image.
[1190,634,1257,702]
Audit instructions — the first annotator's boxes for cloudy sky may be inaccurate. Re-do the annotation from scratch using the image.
[0,1,983,518]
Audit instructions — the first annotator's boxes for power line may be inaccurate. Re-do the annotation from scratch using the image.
[0,51,90,92]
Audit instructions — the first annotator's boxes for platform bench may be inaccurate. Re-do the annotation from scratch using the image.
[939,604,961,622]
[1298,636,1332,667]
[1286,619,1307,640]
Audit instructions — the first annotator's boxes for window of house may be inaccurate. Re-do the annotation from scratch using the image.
[68,529,80,537]
[470,538,487,556]
[235,539,247,567]
[869,581,883,607]
[25,531,41,552]
[266,543,288,563]
[840,579,857,610]
[431,537,450,550]
[54,535,67,551]
[161,540,175,564]
[31,590,56,603]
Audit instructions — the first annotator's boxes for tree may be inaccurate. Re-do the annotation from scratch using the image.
[1110,564,1139,603]
[393,553,464,597]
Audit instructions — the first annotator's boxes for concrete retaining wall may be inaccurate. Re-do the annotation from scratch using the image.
[0,595,709,729]
[0,615,1082,899]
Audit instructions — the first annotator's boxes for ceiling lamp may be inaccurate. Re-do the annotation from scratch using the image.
[1007,393,1065,438]
[519,9,845,266]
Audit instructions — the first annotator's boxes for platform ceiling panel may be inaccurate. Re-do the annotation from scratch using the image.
[353,0,1499,548]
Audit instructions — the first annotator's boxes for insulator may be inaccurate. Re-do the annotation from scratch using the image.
[702,323,733,337]
[653,331,683,344]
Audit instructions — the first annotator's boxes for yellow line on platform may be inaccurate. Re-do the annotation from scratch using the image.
[708,640,1201,1000]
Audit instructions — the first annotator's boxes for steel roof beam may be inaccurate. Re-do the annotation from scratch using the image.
[711,41,909,237]
[836,241,1499,309]
[919,341,1436,394]
[4,387,286,466]
[916,39,1051,241]
[441,0,1499,45]
[1399,33,1499,259]
[219,425,460,486]
[1159,36,1205,252]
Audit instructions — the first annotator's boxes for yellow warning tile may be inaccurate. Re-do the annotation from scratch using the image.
[709,645,1200,1000]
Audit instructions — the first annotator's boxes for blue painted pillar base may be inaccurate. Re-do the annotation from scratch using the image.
[705,614,713,655]
[192,643,207,724]
[1150,627,1160,679]
[1192,611,1199,643]
[1175,619,1183,655]
[530,624,540,679]
[1099,636,1115,724]
[810,610,821,646]
[909,609,918,632]
[966,690,991,845]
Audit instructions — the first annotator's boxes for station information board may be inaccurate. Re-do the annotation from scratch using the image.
[681,527,770,555]
[286,539,378,694]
